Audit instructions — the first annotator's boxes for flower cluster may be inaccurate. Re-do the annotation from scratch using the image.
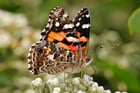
[31,74,127,93]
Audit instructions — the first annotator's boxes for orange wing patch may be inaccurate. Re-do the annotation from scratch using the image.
[48,32,66,41]
[57,42,71,50]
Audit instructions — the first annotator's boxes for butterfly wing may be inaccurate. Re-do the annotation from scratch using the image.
[28,7,91,75]
[28,6,79,74]
[40,6,81,55]
[27,40,78,74]
[73,8,90,56]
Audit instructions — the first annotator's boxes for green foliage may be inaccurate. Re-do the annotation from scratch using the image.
[97,59,140,92]
[0,47,13,62]
[128,8,140,34]
[0,69,17,88]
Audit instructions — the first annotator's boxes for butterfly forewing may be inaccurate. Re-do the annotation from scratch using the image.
[73,8,90,56]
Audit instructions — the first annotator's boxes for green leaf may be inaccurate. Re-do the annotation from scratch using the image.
[0,68,17,88]
[128,8,140,34]
[96,59,140,92]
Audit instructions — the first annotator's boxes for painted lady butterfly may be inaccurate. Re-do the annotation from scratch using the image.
[27,6,93,75]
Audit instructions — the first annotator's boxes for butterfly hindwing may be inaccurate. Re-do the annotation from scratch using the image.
[28,40,79,74]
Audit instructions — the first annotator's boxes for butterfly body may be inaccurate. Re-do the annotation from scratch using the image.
[27,6,92,75]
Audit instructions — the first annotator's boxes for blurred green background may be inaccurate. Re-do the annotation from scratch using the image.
[0,0,140,93]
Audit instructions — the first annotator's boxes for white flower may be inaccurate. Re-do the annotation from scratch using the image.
[30,74,127,93]
[115,91,127,93]
[92,82,99,89]
[97,86,104,93]
[52,87,61,93]
[64,92,69,93]
[0,31,11,47]
[104,90,111,93]
[47,77,59,87]
[77,90,86,93]
[83,74,93,82]
[115,92,121,93]
[88,86,96,92]
[72,77,81,85]
[0,9,28,28]
[31,78,43,88]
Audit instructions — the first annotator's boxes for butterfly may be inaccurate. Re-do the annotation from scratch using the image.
[27,6,93,75]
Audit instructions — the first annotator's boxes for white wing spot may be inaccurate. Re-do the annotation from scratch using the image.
[46,23,49,28]
[27,53,31,57]
[63,24,74,29]
[86,14,90,18]
[48,19,51,22]
[69,24,74,28]
[55,22,60,27]
[67,37,79,42]
[82,24,90,29]
[47,54,54,61]
[78,18,81,21]
[56,18,59,20]
[82,15,85,17]
[76,22,80,27]
[27,64,31,68]
[27,59,31,62]
[63,24,69,29]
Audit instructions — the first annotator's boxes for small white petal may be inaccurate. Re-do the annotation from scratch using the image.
[92,82,99,88]
[31,78,43,88]
[72,77,81,85]
[52,87,61,93]
[104,90,111,93]
[115,91,121,93]
[97,86,104,93]
[88,87,96,92]
[47,78,59,86]
[77,90,86,93]
[83,74,93,82]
